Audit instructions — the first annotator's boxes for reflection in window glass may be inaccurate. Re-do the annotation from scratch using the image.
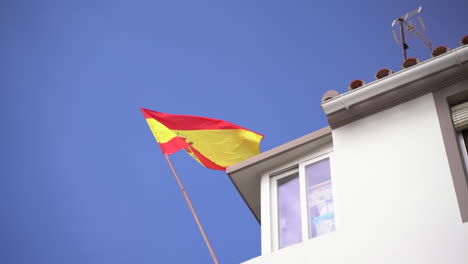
[306,158,335,238]
[462,129,468,153]
[460,129,468,173]
[277,173,302,248]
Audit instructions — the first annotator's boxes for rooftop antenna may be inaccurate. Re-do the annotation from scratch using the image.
[391,6,433,60]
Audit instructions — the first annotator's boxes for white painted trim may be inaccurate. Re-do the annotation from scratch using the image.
[298,162,308,242]
[260,173,271,255]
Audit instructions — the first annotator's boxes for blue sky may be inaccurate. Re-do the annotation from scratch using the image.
[1,1,467,263]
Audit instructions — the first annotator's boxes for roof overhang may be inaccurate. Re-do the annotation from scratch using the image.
[226,127,332,223]
[322,45,468,128]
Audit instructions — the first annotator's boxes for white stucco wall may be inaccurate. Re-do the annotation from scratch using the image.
[245,93,468,264]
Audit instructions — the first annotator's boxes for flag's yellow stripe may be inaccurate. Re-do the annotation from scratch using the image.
[146,118,177,143]
[171,129,262,168]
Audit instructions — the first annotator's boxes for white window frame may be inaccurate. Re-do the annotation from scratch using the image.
[267,147,334,252]
[270,167,300,250]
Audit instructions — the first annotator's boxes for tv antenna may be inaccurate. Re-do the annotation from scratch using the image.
[391,6,432,60]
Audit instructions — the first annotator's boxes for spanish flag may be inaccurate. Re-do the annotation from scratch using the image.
[141,108,263,170]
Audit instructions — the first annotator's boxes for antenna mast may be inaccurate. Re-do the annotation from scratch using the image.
[392,7,432,60]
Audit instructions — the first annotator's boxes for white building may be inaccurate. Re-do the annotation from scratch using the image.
[227,39,468,264]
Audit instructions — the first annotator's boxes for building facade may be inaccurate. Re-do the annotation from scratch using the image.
[227,43,468,263]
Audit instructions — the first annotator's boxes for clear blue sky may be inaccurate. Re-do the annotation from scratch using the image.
[1,1,467,263]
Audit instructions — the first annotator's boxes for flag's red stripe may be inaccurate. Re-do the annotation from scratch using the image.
[141,108,263,134]
[158,137,190,155]
[186,146,226,171]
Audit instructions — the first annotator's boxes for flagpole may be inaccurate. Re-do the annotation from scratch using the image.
[163,154,220,264]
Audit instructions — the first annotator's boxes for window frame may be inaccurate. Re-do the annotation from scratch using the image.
[270,167,300,250]
[268,147,334,251]
[433,81,468,222]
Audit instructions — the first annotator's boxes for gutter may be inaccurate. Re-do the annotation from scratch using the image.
[322,45,468,115]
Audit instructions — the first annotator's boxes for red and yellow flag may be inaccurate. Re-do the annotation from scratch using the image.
[141,108,263,170]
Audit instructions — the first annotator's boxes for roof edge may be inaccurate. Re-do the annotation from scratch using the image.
[321,45,468,115]
[227,126,331,175]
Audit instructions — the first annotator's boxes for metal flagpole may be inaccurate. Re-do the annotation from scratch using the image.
[163,154,219,264]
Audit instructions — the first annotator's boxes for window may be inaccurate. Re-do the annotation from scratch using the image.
[270,154,335,250]
[305,158,335,238]
[457,130,468,172]
[452,101,468,173]
[276,172,302,248]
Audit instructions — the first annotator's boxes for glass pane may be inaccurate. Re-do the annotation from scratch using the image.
[306,158,335,238]
[462,129,468,151]
[277,173,302,248]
